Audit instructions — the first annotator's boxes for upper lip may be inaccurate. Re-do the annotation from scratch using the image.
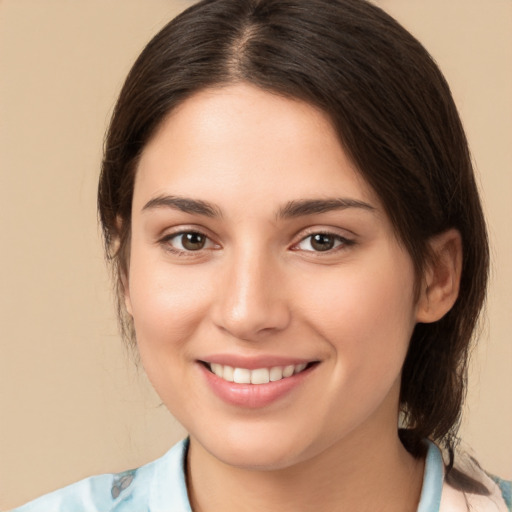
[199,354,319,370]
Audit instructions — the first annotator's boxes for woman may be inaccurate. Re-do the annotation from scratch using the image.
[10,0,511,510]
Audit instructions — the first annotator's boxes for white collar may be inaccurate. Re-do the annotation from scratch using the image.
[147,438,509,512]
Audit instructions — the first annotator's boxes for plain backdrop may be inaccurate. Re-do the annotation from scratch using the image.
[0,0,511,509]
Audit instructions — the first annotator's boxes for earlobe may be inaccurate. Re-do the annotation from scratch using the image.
[114,215,133,317]
[121,273,133,316]
[120,271,133,317]
[416,229,462,323]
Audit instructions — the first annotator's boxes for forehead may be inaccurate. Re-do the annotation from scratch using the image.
[133,83,381,214]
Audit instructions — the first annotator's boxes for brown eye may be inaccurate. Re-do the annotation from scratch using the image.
[163,231,215,253]
[180,232,207,251]
[295,232,353,253]
[159,231,220,256]
[310,234,336,251]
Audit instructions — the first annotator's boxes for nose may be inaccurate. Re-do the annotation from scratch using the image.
[211,247,291,341]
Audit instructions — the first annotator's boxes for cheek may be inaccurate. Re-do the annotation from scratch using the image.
[126,249,217,412]
[296,254,417,373]
[127,247,213,353]
[295,256,417,434]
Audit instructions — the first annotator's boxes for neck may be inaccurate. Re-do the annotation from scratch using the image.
[186,418,424,512]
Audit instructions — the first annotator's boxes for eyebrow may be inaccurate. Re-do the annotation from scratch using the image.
[142,195,222,218]
[141,195,375,219]
[276,198,375,219]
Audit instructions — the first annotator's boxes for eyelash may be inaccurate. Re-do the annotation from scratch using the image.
[292,232,355,253]
[159,229,355,256]
[159,230,218,256]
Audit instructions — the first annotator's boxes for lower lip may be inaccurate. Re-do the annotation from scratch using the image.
[199,363,316,409]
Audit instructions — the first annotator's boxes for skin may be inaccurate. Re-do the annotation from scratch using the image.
[124,83,461,512]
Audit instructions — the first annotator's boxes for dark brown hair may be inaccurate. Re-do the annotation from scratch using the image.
[98,0,489,484]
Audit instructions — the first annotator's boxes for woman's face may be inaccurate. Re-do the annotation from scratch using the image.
[126,83,421,469]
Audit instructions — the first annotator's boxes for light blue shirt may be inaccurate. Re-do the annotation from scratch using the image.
[10,439,510,511]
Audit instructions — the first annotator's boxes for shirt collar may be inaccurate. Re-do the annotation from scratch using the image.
[148,438,444,512]
[149,438,192,511]
[417,440,444,512]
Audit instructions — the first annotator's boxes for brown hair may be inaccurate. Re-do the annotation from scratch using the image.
[98,0,489,484]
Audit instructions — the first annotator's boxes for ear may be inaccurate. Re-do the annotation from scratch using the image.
[415,229,462,323]
[114,215,133,317]
[122,272,133,317]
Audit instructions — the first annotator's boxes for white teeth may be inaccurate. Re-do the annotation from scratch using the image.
[251,368,270,384]
[223,365,234,382]
[282,365,295,378]
[233,368,251,384]
[294,363,307,374]
[269,366,283,381]
[208,362,310,384]
[210,363,223,378]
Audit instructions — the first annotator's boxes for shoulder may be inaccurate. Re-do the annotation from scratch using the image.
[440,465,511,512]
[420,441,511,512]
[9,439,191,512]
[489,476,512,511]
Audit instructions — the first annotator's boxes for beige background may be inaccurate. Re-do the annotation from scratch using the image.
[0,0,510,509]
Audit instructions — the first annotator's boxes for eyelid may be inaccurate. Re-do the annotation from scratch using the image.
[292,224,357,238]
[157,223,218,242]
[156,225,356,255]
[158,226,221,255]
[290,227,356,253]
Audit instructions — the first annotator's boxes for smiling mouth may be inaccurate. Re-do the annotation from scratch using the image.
[201,361,318,385]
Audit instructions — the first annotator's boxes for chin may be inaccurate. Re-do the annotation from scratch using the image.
[191,421,321,471]
[215,443,304,471]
